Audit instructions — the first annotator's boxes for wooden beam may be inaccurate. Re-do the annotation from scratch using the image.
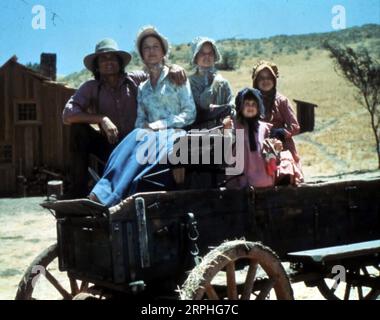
[4,64,10,142]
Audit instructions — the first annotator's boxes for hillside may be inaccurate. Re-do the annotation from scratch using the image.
[60,24,380,87]
[60,24,380,179]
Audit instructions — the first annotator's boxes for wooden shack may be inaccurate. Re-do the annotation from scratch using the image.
[0,54,75,195]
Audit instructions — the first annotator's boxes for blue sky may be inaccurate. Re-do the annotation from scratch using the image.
[0,0,379,75]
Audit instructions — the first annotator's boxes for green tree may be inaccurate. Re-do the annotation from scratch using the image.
[25,62,40,72]
[324,42,380,168]
[216,49,240,71]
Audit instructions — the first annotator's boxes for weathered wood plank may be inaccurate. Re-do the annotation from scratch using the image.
[4,64,11,142]
[287,240,380,263]
[0,71,5,141]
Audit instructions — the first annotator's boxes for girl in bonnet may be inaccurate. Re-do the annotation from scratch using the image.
[252,60,304,184]
[189,37,235,130]
[227,87,302,190]
[227,88,277,189]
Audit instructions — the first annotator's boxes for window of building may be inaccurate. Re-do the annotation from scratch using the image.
[17,103,37,121]
[0,145,12,164]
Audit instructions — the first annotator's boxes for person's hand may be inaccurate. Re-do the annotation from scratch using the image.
[168,64,187,86]
[148,120,166,131]
[147,123,157,131]
[100,116,119,144]
[270,128,286,141]
[222,116,233,130]
[272,139,283,152]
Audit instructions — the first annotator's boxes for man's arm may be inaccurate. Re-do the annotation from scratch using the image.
[130,65,187,87]
[63,109,104,125]
[128,70,148,86]
[168,64,187,86]
[63,81,97,124]
[62,81,119,144]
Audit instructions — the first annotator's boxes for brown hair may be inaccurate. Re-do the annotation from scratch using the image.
[237,92,260,124]
[139,34,166,57]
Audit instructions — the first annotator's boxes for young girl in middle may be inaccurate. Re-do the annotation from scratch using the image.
[226,87,281,189]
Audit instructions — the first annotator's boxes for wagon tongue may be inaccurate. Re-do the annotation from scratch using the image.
[40,198,108,217]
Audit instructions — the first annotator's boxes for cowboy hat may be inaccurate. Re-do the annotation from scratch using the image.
[83,38,132,72]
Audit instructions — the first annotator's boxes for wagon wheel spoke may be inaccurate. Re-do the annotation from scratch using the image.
[357,286,364,300]
[80,281,89,292]
[205,284,219,300]
[226,261,238,300]
[344,282,352,300]
[328,280,338,294]
[359,267,369,299]
[44,269,72,299]
[255,279,275,300]
[241,261,258,300]
[69,277,80,296]
[361,267,369,277]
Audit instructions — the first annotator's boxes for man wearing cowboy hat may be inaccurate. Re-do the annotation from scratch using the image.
[63,38,186,198]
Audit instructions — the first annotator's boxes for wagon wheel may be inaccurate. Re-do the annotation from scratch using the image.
[15,243,97,300]
[317,265,380,300]
[180,240,293,300]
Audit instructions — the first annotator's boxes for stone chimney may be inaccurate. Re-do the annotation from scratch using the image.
[40,53,57,81]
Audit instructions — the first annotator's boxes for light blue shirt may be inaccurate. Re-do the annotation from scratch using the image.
[135,66,196,129]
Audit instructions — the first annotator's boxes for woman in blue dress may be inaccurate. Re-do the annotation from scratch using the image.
[89,26,196,206]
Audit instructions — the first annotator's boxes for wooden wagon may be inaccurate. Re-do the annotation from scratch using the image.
[14,168,380,300]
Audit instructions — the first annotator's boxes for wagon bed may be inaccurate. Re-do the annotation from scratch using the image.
[15,171,380,300]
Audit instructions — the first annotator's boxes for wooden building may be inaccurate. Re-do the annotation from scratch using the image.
[0,54,75,195]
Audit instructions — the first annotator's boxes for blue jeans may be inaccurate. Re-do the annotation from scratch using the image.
[91,128,185,207]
